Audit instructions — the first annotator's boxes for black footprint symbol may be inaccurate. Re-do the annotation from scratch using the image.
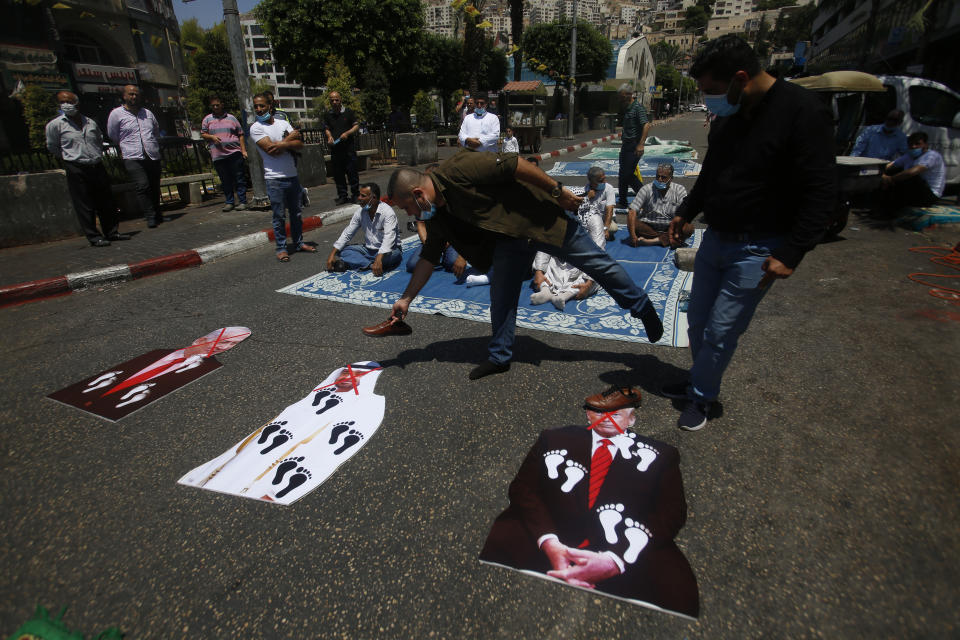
[272,456,305,485]
[275,467,312,498]
[260,428,293,454]
[328,421,356,445]
[333,429,364,455]
[312,390,344,415]
[257,420,287,445]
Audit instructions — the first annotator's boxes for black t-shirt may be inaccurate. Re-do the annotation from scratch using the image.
[323,108,358,153]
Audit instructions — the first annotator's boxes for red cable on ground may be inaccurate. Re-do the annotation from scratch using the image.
[908,244,960,305]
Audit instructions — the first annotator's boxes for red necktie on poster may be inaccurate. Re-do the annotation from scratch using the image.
[588,439,613,509]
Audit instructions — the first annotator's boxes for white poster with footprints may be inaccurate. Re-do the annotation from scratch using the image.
[178,362,384,505]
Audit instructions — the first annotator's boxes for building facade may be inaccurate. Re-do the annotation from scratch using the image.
[0,0,185,151]
[239,12,323,124]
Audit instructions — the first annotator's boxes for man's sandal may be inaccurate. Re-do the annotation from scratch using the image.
[277,251,290,262]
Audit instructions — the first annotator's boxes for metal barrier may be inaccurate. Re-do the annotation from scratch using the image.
[298,129,393,167]
[0,137,221,202]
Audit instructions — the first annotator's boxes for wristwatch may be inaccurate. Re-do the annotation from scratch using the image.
[551,181,563,198]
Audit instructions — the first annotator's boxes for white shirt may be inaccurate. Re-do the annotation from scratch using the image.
[502,136,519,153]
[629,182,688,230]
[891,149,946,197]
[250,118,297,179]
[333,201,400,254]
[533,204,606,291]
[584,182,616,213]
[458,111,500,152]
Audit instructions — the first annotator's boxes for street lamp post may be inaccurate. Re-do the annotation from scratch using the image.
[222,0,268,206]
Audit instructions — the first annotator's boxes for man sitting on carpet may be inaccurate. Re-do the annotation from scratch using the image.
[530,169,609,310]
[878,131,946,214]
[381,152,663,380]
[628,163,692,247]
[326,183,402,276]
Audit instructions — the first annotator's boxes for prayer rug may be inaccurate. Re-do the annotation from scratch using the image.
[898,203,960,230]
[278,230,702,348]
[546,158,702,178]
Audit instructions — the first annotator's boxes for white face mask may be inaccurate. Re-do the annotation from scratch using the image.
[61,103,79,117]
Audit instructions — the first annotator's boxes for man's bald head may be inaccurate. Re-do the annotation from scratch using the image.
[122,85,141,108]
[56,91,78,104]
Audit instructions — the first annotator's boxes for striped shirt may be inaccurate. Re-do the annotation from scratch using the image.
[622,99,649,142]
[201,112,244,160]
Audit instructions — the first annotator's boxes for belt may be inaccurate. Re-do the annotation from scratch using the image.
[711,229,782,243]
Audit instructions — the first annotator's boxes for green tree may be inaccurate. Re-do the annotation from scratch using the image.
[20,85,56,149]
[412,90,435,131]
[650,41,682,67]
[754,14,771,57]
[522,19,611,91]
[187,30,239,122]
[255,0,424,87]
[360,60,391,129]
[683,5,710,32]
[250,77,276,97]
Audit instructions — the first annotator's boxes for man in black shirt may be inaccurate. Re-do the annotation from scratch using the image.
[665,35,835,431]
[323,91,360,205]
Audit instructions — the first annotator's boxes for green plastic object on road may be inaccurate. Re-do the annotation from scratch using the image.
[6,606,122,640]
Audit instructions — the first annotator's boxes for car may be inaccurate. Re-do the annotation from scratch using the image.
[687,103,707,112]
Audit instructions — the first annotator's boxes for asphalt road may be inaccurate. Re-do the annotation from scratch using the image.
[1,114,958,638]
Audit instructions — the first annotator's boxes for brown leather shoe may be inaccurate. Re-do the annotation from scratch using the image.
[362,318,413,337]
[584,386,642,411]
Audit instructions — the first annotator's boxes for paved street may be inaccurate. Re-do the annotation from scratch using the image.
[1,114,958,638]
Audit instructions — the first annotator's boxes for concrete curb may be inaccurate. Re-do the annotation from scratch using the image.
[0,212,336,309]
[535,132,623,161]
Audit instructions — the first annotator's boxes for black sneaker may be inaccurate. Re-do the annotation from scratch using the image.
[661,381,689,399]
[677,400,710,431]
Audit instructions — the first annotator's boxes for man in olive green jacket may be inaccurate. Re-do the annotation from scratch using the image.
[384,151,663,380]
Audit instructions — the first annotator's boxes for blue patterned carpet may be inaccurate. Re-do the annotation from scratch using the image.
[278,228,701,348]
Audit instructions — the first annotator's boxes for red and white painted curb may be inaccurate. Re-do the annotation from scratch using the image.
[533,132,623,161]
[0,205,357,309]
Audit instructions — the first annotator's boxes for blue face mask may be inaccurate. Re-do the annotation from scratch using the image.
[909,147,924,158]
[474,108,486,117]
[416,194,436,221]
[704,78,741,117]
[587,182,605,194]
[653,180,669,190]
[255,112,271,123]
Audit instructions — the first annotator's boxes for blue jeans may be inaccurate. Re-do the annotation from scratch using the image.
[341,244,402,272]
[266,177,304,254]
[213,152,247,205]
[487,217,653,365]
[686,229,783,402]
[618,140,643,204]
[406,243,460,273]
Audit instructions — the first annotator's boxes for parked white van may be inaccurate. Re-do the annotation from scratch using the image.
[863,75,960,187]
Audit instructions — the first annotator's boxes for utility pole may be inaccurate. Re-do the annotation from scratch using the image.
[222,0,268,206]
[568,0,577,139]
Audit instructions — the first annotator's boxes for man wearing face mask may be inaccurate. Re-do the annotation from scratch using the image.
[46,91,127,247]
[878,131,945,211]
[663,35,835,432]
[326,183,401,276]
[617,83,652,207]
[851,110,908,161]
[458,96,500,153]
[249,92,311,262]
[379,153,664,380]
[107,85,163,228]
[627,163,691,247]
